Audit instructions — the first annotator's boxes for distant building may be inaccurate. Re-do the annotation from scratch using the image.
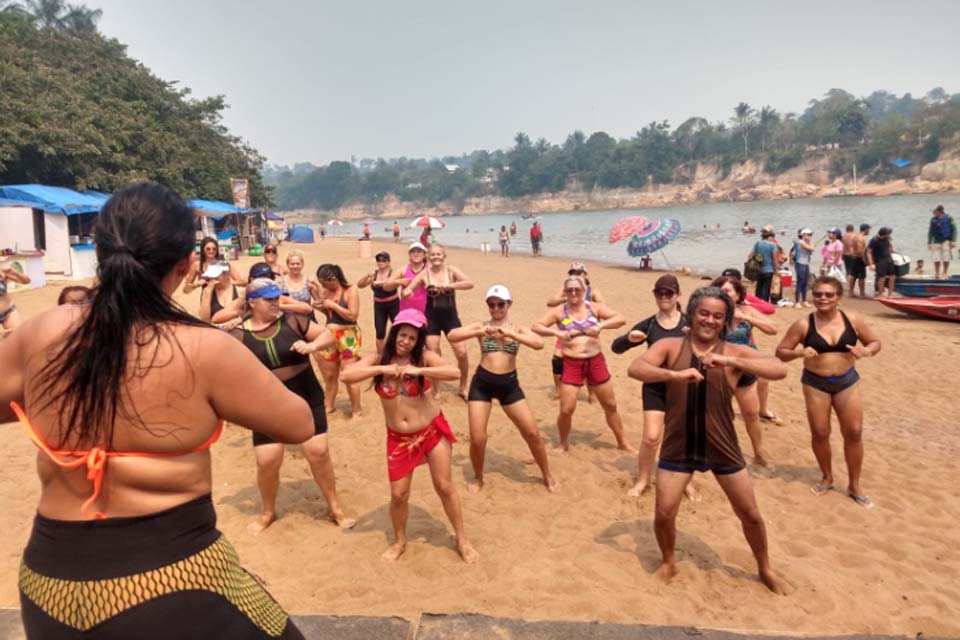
[405,182,423,189]
[444,164,460,173]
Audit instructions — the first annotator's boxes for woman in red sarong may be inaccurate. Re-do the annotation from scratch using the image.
[341,309,479,564]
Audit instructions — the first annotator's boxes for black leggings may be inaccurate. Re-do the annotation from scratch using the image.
[20,495,303,639]
[374,298,400,340]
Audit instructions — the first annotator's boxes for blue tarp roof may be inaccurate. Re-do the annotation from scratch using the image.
[0,184,108,215]
[187,199,257,222]
[266,210,283,221]
[892,158,913,168]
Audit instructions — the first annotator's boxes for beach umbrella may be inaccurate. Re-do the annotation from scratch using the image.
[608,215,649,243]
[627,218,682,265]
[410,215,445,229]
[328,219,344,227]
[361,217,377,225]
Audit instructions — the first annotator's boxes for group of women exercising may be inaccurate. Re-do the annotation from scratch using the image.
[0,183,882,637]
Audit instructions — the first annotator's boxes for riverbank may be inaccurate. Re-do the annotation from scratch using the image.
[1,239,958,636]
[283,154,960,222]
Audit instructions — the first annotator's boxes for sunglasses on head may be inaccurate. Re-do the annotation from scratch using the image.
[654,288,676,297]
[487,300,507,309]
[812,291,837,299]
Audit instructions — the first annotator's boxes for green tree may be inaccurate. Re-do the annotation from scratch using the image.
[731,102,755,156]
[3,0,101,32]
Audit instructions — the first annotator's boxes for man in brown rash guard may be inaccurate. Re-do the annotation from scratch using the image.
[628,286,793,595]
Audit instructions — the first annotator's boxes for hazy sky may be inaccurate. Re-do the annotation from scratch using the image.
[94,0,959,167]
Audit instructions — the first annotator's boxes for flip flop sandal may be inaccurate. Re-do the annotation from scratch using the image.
[848,493,875,509]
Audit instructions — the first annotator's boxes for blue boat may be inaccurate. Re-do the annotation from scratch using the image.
[895,275,960,298]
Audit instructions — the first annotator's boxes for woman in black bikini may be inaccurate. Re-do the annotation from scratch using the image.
[612,274,697,499]
[230,278,356,534]
[402,245,473,399]
[310,263,363,418]
[357,251,400,353]
[198,262,238,323]
[340,309,479,564]
[448,285,558,493]
[776,275,881,508]
[182,236,242,296]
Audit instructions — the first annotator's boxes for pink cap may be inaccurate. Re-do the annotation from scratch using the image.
[394,308,427,328]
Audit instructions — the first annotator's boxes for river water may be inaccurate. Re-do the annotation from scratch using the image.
[344,193,960,274]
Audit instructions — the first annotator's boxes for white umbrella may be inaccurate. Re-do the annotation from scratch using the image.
[328,220,344,227]
[409,216,445,229]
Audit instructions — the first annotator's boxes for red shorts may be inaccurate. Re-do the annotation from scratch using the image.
[561,353,611,387]
[386,411,456,481]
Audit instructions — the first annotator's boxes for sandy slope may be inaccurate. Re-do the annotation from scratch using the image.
[1,238,958,636]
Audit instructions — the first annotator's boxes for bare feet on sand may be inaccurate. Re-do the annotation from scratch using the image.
[467,478,483,494]
[759,568,794,595]
[654,561,678,582]
[544,478,560,493]
[331,511,357,529]
[247,512,276,536]
[627,480,649,498]
[618,443,639,455]
[458,539,480,564]
[381,541,407,562]
[326,406,338,415]
[554,442,570,454]
[349,412,363,422]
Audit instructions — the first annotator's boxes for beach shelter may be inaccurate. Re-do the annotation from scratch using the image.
[0,184,109,279]
[288,225,315,243]
[187,199,263,250]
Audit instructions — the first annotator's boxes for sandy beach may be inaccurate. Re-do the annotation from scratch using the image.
[2,239,958,636]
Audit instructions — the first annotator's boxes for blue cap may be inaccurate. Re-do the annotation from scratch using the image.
[246,283,283,300]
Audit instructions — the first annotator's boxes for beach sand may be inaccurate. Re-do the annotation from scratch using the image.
[2,239,958,636]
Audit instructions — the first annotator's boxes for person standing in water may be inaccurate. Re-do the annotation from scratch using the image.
[627,286,792,595]
[532,275,634,453]
[498,226,510,257]
[230,278,356,533]
[776,275,881,508]
[448,285,558,494]
[340,309,479,563]
[1,183,311,638]
[612,275,697,500]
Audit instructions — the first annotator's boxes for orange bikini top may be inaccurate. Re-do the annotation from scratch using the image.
[10,402,223,520]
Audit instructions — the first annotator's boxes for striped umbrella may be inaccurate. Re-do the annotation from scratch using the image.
[608,215,649,243]
[410,216,445,229]
[627,218,682,264]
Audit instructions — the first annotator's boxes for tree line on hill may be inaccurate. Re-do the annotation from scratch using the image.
[0,1,269,205]
[268,87,960,212]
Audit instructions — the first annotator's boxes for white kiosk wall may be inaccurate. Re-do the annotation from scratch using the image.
[43,212,71,276]
[0,206,36,250]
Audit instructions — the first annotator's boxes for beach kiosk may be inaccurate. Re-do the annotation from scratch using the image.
[0,185,108,281]
[188,199,264,254]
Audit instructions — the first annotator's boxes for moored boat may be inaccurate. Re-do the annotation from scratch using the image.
[876,296,960,322]
[893,275,960,298]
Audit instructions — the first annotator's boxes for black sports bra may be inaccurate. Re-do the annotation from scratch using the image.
[233,313,312,373]
[803,311,858,354]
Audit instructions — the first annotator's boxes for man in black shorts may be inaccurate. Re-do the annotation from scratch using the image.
[866,226,895,297]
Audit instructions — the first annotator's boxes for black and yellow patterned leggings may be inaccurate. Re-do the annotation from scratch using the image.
[18,495,303,639]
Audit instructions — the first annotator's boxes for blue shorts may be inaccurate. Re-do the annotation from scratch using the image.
[658,459,743,476]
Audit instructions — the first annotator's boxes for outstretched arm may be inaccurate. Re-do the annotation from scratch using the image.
[611,319,651,354]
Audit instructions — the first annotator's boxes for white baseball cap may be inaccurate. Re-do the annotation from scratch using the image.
[485,284,511,301]
[201,262,229,278]
[408,241,427,252]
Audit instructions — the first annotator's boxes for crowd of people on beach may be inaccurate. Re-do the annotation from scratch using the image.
[0,183,898,638]
[742,203,954,306]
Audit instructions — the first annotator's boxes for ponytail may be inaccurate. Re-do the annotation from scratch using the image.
[36,183,208,448]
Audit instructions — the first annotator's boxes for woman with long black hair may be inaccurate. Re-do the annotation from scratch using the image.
[182,235,243,295]
[310,263,363,418]
[340,309,478,564]
[0,183,311,638]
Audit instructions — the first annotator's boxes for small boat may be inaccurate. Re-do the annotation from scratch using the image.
[894,275,960,298]
[876,296,960,322]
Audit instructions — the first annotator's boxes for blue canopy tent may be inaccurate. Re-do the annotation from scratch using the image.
[0,184,108,215]
[892,158,913,168]
[288,225,314,243]
[266,211,283,221]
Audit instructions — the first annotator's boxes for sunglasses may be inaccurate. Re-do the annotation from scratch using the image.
[264,249,277,254]
[653,289,676,298]
[812,291,837,299]
[487,301,507,309]
[564,287,583,294]
[376,258,389,262]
